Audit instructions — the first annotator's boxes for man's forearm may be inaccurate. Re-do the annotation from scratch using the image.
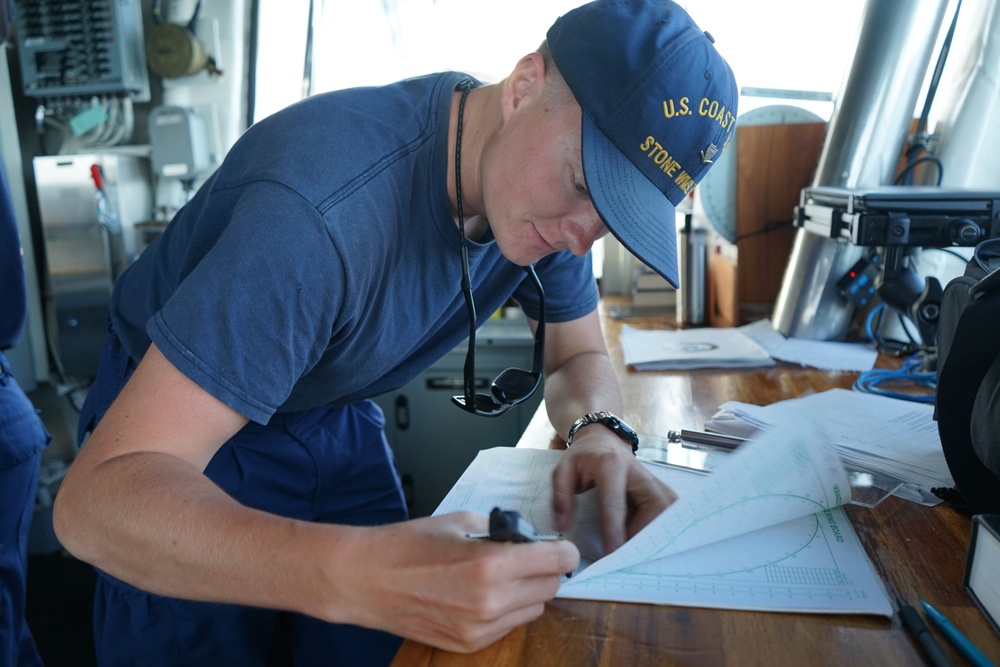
[54,450,584,652]
[54,450,345,621]
[543,350,623,439]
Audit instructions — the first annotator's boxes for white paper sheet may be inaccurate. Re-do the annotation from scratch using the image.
[738,319,879,372]
[620,325,774,370]
[435,418,893,616]
[706,388,953,505]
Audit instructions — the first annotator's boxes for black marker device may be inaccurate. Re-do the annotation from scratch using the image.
[467,507,562,542]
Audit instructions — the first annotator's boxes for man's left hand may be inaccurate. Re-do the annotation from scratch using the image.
[550,428,676,554]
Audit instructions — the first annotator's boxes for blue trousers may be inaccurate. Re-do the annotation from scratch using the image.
[0,351,49,667]
[79,333,408,666]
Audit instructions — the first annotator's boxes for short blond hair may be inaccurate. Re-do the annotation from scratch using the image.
[537,42,577,107]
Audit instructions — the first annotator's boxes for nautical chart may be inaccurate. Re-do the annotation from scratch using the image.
[435,416,893,616]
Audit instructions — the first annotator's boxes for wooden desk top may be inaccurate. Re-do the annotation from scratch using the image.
[393,301,1000,666]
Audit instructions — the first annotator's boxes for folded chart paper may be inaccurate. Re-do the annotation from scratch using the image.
[435,418,893,616]
[620,325,774,370]
[705,388,953,506]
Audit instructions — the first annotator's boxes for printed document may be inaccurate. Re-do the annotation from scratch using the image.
[620,325,774,370]
[436,418,893,616]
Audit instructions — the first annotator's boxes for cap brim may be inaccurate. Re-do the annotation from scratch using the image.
[582,112,680,289]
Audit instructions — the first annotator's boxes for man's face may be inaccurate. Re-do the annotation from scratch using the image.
[481,87,609,267]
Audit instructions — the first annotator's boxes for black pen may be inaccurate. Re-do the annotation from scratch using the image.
[898,596,953,667]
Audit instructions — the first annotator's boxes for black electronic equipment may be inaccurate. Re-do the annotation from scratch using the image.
[835,256,880,308]
[793,186,1000,349]
[796,186,1000,248]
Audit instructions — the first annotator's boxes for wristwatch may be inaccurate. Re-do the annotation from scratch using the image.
[565,411,639,455]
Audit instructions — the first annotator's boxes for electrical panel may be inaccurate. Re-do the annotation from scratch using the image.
[16,0,150,100]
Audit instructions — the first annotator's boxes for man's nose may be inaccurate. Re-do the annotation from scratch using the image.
[563,214,608,256]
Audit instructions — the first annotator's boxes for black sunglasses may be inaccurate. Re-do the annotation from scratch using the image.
[451,261,545,418]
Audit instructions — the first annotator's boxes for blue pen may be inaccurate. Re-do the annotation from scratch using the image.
[920,600,997,667]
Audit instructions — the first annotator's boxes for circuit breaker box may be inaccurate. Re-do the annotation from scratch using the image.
[16,0,149,100]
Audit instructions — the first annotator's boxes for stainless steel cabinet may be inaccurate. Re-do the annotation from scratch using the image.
[33,153,152,378]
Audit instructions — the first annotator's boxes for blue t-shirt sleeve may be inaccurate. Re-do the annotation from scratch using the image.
[148,183,344,423]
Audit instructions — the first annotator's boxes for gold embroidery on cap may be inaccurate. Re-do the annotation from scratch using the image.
[639,135,696,193]
[662,97,692,118]
[698,98,735,131]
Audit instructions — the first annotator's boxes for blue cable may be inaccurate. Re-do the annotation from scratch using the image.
[857,304,935,402]
[853,354,936,403]
[864,303,921,354]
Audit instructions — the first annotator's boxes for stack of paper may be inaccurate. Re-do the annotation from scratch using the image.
[621,325,774,370]
[704,388,954,506]
[436,417,893,617]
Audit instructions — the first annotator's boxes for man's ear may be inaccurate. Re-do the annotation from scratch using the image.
[500,52,545,121]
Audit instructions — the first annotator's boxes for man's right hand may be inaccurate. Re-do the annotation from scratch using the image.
[312,511,580,653]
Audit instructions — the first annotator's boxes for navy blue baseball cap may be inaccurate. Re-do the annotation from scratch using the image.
[547,0,738,288]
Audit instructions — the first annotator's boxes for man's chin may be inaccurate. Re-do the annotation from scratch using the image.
[494,241,541,267]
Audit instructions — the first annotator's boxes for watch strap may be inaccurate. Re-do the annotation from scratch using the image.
[565,411,639,454]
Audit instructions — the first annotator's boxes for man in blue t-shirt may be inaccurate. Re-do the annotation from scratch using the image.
[54,1,737,664]
[1,4,51,666]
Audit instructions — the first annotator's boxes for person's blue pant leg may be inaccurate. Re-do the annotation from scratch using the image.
[0,351,49,667]
[275,401,408,667]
